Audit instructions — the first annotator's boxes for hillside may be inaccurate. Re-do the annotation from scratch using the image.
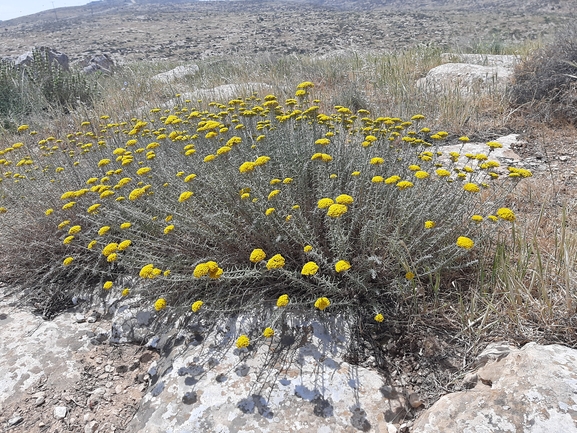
[0,0,574,63]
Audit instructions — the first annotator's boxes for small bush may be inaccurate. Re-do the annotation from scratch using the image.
[0,48,97,119]
[510,23,577,124]
[0,83,529,328]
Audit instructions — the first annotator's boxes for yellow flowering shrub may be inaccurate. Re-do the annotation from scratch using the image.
[0,82,530,332]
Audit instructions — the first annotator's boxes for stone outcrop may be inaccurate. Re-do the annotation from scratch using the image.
[127,317,406,433]
[151,65,200,83]
[413,342,577,433]
[14,47,70,71]
[417,62,513,92]
[440,53,520,68]
[80,53,115,74]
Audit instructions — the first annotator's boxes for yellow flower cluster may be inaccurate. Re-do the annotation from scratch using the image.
[193,261,223,279]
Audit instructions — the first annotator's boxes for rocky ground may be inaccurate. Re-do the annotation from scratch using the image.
[0,0,574,63]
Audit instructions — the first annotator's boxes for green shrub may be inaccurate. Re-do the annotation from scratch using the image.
[0,83,528,327]
[0,48,97,120]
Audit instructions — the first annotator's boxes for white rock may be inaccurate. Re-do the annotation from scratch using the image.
[440,53,520,68]
[151,65,199,83]
[417,63,513,93]
[84,420,99,433]
[53,406,67,419]
[413,343,577,432]
[127,316,407,432]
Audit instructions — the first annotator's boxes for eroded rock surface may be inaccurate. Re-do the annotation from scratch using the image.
[413,342,577,433]
[128,317,405,433]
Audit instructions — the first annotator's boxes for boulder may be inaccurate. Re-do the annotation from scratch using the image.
[152,65,200,83]
[416,63,513,92]
[413,342,577,433]
[80,53,115,74]
[15,47,70,71]
[440,53,520,69]
[127,316,406,432]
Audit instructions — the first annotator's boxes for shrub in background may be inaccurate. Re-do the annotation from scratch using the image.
[0,48,96,120]
[510,23,577,124]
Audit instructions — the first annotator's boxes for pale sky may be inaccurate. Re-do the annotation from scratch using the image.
[1,0,92,21]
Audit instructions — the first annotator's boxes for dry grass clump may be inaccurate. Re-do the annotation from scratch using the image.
[510,22,577,125]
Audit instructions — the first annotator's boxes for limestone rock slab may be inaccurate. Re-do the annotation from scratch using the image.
[413,343,577,433]
[417,63,513,92]
[0,297,95,404]
[128,317,404,433]
[152,65,199,83]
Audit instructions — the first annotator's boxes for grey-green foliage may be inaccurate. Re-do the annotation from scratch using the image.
[0,49,96,118]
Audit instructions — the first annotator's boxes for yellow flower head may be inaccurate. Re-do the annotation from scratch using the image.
[239,161,256,173]
[68,225,81,235]
[87,203,101,214]
[266,254,285,270]
[396,180,414,190]
[63,257,74,266]
[463,183,480,193]
[301,261,319,276]
[405,271,415,280]
[263,327,275,338]
[265,207,275,216]
[384,175,401,184]
[164,224,175,235]
[254,156,271,166]
[317,198,335,209]
[236,334,250,349]
[335,260,351,273]
[178,191,193,202]
[424,220,435,229]
[303,245,313,253]
[191,300,204,312]
[314,297,331,311]
[414,171,429,179]
[100,242,117,257]
[456,236,474,249]
[374,313,384,323]
[193,263,210,278]
[63,236,74,245]
[371,176,384,183]
[98,226,111,236]
[277,294,289,307]
[45,208,54,216]
[107,253,118,262]
[335,194,353,205]
[327,204,348,218]
[87,240,97,249]
[120,222,132,229]
[268,189,280,200]
[103,281,113,290]
[497,207,516,222]
[315,138,330,146]
[121,288,130,297]
[471,215,483,223]
[154,298,167,311]
[370,157,385,165]
[250,248,267,263]
[118,240,132,251]
[435,169,451,177]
